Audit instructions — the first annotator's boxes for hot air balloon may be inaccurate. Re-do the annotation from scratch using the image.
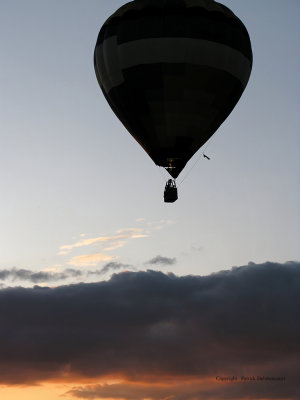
[94,0,252,202]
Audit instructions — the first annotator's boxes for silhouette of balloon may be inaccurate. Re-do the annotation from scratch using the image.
[94,0,252,178]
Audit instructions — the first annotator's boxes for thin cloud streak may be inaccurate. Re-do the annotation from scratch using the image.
[92,262,132,276]
[85,262,133,277]
[57,221,176,268]
[0,267,81,283]
[67,253,114,267]
[0,263,134,284]
[67,378,296,400]
[58,227,148,267]
[58,229,148,255]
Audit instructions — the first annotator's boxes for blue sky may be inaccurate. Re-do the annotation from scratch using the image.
[0,0,299,285]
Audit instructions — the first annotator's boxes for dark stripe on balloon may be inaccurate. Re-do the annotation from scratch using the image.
[97,0,252,62]
[95,37,251,92]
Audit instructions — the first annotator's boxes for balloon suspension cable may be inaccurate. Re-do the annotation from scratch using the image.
[178,136,215,187]
[177,152,203,187]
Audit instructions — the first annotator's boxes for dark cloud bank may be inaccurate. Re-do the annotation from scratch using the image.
[0,261,299,400]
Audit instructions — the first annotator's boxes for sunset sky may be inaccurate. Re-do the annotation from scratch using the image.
[0,0,299,399]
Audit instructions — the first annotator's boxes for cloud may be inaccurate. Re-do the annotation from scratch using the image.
[88,262,133,276]
[135,218,146,222]
[67,253,114,267]
[0,265,134,285]
[103,241,126,252]
[67,377,297,400]
[0,261,299,400]
[0,268,81,283]
[191,244,204,252]
[58,227,148,267]
[145,219,176,232]
[146,255,176,266]
[67,381,204,400]
[58,229,148,256]
[58,222,176,268]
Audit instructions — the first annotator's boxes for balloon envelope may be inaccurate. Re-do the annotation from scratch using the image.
[94,0,253,178]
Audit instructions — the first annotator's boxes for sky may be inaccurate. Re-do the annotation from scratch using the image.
[0,0,299,399]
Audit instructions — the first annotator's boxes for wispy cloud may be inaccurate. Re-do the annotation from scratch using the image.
[145,219,176,232]
[191,244,204,252]
[67,376,295,400]
[0,268,81,283]
[57,221,175,268]
[67,253,114,267]
[0,263,136,285]
[58,228,148,256]
[57,228,148,266]
[88,262,133,276]
[103,241,125,251]
[67,380,207,400]
[146,255,177,266]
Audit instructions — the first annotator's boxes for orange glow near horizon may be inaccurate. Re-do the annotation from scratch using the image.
[0,375,291,400]
[0,376,212,400]
[0,384,73,400]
